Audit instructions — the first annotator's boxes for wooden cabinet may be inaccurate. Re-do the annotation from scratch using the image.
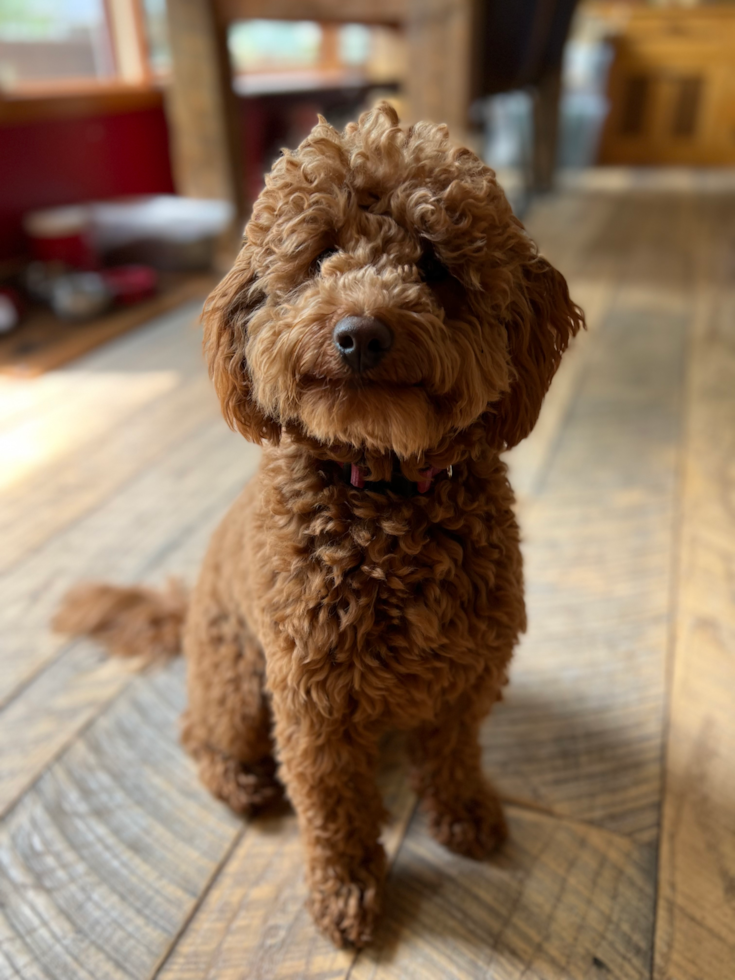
[598,5,735,165]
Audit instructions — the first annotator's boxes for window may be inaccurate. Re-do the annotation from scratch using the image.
[228,21,324,75]
[227,20,386,77]
[141,0,170,76]
[0,0,115,90]
[339,24,372,67]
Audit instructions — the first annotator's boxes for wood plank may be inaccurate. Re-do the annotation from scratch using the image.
[506,335,587,506]
[156,735,416,980]
[523,187,626,287]
[349,808,655,979]
[485,299,688,841]
[0,300,203,435]
[215,0,407,25]
[0,275,214,379]
[0,421,259,818]
[0,368,178,492]
[0,310,214,702]
[504,187,614,501]
[0,662,416,980]
[0,371,218,574]
[492,185,712,842]
[653,259,735,971]
[0,300,205,486]
[0,414,255,705]
[0,661,242,980]
[0,646,140,821]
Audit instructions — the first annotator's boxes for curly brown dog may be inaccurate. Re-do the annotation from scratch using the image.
[55,102,583,948]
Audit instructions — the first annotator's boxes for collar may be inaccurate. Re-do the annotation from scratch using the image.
[342,462,452,497]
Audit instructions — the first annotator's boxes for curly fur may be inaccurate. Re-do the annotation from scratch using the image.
[53,579,186,659]
[55,103,583,948]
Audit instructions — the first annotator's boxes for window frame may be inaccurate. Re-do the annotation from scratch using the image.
[0,0,163,123]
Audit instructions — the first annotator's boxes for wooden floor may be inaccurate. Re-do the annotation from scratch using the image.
[0,273,218,379]
[1,170,734,980]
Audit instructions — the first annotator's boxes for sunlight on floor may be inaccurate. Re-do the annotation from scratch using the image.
[0,370,180,490]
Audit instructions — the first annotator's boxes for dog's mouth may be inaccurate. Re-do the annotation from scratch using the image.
[287,370,445,458]
[298,374,426,394]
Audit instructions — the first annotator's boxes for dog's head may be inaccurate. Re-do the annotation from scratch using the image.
[205,102,583,461]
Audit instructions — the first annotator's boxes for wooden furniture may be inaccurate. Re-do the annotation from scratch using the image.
[598,5,735,165]
[164,0,412,226]
[1,170,734,979]
[0,84,164,127]
[164,0,581,223]
[164,0,247,218]
[471,0,580,190]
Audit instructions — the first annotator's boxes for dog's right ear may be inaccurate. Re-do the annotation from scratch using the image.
[203,242,281,444]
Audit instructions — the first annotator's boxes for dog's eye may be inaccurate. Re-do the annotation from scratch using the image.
[418,251,451,285]
[312,247,339,274]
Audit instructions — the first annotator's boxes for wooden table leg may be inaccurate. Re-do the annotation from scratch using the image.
[532,65,562,193]
[164,0,245,226]
[405,0,476,143]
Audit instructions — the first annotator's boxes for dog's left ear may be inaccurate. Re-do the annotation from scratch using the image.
[203,242,281,444]
[488,251,584,450]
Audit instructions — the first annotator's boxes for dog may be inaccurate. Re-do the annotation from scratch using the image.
[55,102,583,948]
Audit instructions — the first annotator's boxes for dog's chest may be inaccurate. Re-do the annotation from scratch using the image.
[260,489,523,723]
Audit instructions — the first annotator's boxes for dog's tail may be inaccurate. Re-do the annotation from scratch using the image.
[53,579,188,659]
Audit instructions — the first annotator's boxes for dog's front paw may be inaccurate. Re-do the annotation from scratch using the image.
[307,849,386,948]
[427,785,508,860]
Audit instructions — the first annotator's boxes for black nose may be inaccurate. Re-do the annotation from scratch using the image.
[332,315,393,373]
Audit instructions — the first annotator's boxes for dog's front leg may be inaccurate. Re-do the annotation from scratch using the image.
[272,693,387,948]
[409,685,508,860]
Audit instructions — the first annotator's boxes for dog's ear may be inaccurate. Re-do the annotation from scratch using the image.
[488,251,584,451]
[203,242,281,444]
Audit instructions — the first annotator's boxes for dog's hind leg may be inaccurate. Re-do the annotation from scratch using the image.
[181,600,281,816]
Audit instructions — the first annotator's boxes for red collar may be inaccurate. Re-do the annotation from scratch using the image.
[345,462,452,496]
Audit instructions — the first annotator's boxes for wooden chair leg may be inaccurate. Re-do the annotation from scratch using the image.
[164,0,245,224]
[532,65,563,193]
[405,0,476,143]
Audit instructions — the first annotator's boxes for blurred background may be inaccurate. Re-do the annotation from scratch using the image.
[1,0,734,371]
